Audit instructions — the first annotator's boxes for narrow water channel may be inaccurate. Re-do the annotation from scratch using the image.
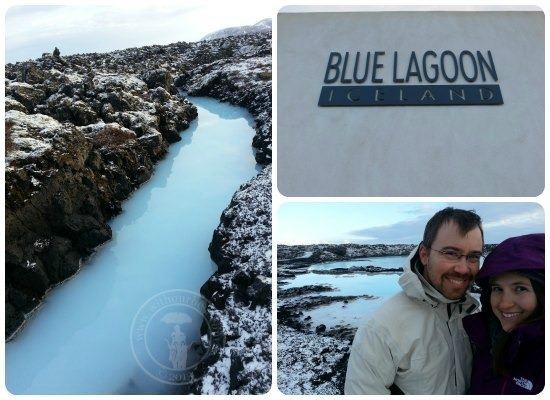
[5,97,259,394]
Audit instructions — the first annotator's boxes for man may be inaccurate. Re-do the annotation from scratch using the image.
[345,207,484,394]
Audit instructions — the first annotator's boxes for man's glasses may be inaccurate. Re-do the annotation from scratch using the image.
[427,247,483,264]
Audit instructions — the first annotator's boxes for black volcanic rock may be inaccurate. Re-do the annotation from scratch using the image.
[141,68,175,93]
[5,32,272,346]
[278,284,336,299]
[182,33,272,164]
[310,266,403,275]
[6,30,272,395]
[277,243,417,261]
[193,165,271,395]
[5,100,186,339]
[278,325,350,395]
[6,82,48,112]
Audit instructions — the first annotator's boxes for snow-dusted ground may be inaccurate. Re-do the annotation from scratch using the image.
[201,19,272,41]
[278,325,350,395]
[5,110,58,163]
[177,32,272,394]
[196,165,272,394]
[277,244,415,395]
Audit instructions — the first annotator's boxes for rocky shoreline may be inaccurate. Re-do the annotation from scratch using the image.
[277,243,414,394]
[5,58,197,340]
[192,165,271,394]
[5,29,272,394]
[181,33,272,395]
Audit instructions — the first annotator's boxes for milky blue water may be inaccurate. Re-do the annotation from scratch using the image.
[308,256,408,271]
[280,256,407,330]
[5,97,258,394]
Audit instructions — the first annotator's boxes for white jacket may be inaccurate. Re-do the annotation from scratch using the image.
[344,247,479,395]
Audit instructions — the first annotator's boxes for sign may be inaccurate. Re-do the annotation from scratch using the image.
[277,7,544,197]
[319,50,503,106]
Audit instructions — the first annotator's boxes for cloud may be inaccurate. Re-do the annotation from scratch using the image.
[349,217,424,244]
[5,4,273,63]
[348,203,544,245]
[6,5,66,18]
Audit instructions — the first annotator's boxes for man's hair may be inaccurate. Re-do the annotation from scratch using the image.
[422,207,484,248]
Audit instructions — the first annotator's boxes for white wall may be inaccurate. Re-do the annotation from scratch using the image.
[277,9,544,196]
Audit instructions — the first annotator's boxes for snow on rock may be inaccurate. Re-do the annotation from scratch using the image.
[5,97,29,113]
[278,243,416,264]
[5,110,58,163]
[201,19,272,41]
[5,42,199,341]
[177,32,272,394]
[278,325,350,395]
[5,28,272,395]
[193,165,272,394]
[181,32,272,164]
[276,243,418,395]
[6,81,47,112]
[92,73,148,94]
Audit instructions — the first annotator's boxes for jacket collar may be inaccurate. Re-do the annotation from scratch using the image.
[465,314,544,358]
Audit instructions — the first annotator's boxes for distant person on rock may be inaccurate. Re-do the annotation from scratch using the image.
[463,233,544,395]
[53,46,60,58]
[345,207,483,394]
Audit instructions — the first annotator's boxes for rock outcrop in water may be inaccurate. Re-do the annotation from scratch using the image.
[5,30,272,396]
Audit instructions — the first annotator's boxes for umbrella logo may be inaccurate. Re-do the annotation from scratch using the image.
[130,289,224,386]
[162,312,192,369]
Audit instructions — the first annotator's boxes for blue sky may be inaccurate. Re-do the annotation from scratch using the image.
[277,202,544,245]
[4,3,274,64]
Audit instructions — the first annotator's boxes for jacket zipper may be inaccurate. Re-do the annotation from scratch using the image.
[446,304,458,392]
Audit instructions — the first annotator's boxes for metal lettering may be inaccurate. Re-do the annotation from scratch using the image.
[422,51,439,83]
[459,51,478,82]
[449,87,466,101]
[324,52,342,84]
[372,51,385,83]
[341,52,352,83]
[440,50,459,82]
[421,89,436,101]
[318,85,503,106]
[353,51,370,83]
[393,52,404,83]
[406,51,422,83]
[477,50,498,81]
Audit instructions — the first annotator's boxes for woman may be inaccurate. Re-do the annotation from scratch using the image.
[463,233,544,394]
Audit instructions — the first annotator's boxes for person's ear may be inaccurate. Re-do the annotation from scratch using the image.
[419,244,429,266]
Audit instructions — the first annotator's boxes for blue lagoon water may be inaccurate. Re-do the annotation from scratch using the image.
[308,256,408,271]
[280,256,407,330]
[5,97,258,394]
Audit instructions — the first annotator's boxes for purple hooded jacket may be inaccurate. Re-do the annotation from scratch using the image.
[462,233,545,395]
